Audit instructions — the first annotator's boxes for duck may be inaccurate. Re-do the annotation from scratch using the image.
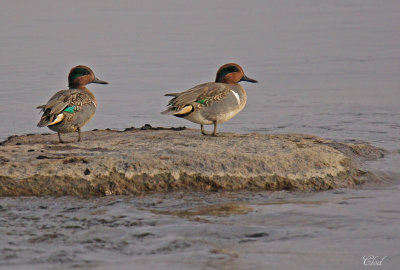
[162,63,257,136]
[37,65,108,143]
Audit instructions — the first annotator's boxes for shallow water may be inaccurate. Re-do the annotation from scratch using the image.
[1,0,400,269]
[1,188,400,270]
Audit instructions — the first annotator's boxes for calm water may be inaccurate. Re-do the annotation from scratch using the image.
[1,1,400,269]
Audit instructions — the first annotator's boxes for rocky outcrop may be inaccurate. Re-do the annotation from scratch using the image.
[0,126,385,196]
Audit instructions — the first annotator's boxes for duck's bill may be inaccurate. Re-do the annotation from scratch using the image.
[92,77,109,84]
[240,75,258,83]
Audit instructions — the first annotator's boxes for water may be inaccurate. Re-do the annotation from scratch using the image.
[1,189,399,270]
[1,0,400,269]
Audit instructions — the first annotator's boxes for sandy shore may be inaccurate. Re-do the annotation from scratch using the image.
[0,125,385,196]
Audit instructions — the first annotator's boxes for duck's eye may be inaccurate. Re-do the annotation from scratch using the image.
[215,65,241,82]
[228,66,239,73]
[218,66,239,76]
[69,68,91,81]
[73,68,90,77]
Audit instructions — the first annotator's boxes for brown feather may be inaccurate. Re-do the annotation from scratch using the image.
[164,83,231,113]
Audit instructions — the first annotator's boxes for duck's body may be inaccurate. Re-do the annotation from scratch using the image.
[167,82,247,125]
[37,65,108,143]
[38,88,97,133]
[162,63,257,136]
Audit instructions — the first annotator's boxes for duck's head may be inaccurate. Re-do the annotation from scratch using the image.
[215,63,258,84]
[68,65,108,88]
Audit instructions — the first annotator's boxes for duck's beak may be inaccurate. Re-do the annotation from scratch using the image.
[92,77,108,84]
[240,75,258,83]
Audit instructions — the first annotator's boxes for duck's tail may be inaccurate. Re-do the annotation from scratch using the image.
[37,117,51,127]
[164,93,179,97]
[37,105,49,127]
[161,93,178,115]
[37,106,64,127]
[161,108,175,115]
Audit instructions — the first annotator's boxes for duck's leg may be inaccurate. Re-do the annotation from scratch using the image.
[201,124,208,135]
[77,127,82,142]
[57,132,64,143]
[212,121,218,137]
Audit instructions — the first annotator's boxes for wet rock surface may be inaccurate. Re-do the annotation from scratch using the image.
[0,125,386,196]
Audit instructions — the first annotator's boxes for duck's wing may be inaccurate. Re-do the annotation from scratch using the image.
[162,82,230,115]
[37,89,93,127]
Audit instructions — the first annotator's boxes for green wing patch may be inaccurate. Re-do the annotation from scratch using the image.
[196,99,207,104]
[63,105,76,113]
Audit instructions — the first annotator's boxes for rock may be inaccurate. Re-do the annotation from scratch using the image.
[0,126,386,196]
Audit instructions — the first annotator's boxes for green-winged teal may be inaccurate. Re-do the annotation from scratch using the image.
[37,65,108,143]
[162,63,257,136]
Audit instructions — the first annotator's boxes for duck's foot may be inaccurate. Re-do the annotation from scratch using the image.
[212,121,218,137]
[200,123,219,136]
[57,133,65,143]
[201,124,208,136]
[77,128,82,142]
